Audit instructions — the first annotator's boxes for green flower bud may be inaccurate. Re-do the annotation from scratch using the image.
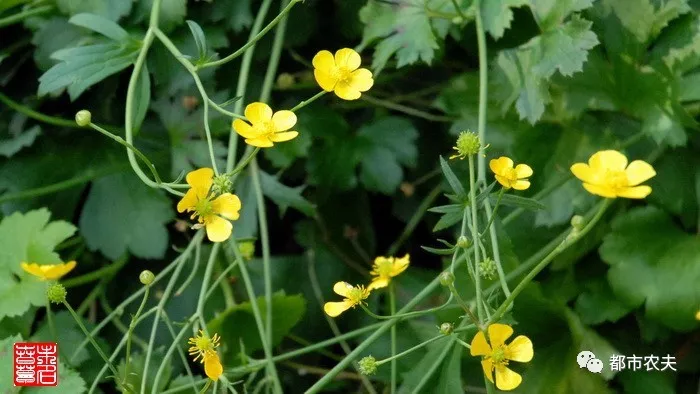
[276,73,296,90]
[439,271,455,287]
[570,215,585,231]
[478,257,497,280]
[47,283,67,304]
[456,235,471,249]
[212,174,233,195]
[439,322,454,335]
[239,241,255,260]
[451,16,464,24]
[75,110,92,127]
[450,131,481,159]
[357,356,377,376]
[139,270,155,285]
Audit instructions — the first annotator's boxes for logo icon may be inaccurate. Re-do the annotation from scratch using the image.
[586,358,604,373]
[13,342,58,387]
[577,350,604,373]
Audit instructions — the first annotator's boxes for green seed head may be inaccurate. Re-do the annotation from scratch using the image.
[478,257,497,280]
[239,241,255,260]
[358,356,377,375]
[454,131,481,157]
[47,283,67,304]
[212,174,233,195]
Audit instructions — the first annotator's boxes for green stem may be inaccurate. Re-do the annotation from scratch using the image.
[199,379,212,394]
[290,91,327,112]
[0,5,54,28]
[259,0,289,103]
[454,337,471,349]
[161,313,199,394]
[196,243,220,330]
[387,185,441,256]
[376,335,448,367]
[46,300,56,341]
[468,155,485,321]
[359,294,453,320]
[197,0,301,70]
[0,91,76,128]
[475,0,488,183]
[76,280,107,316]
[389,284,397,394]
[204,257,239,301]
[447,283,481,329]
[63,256,128,288]
[175,239,201,296]
[409,339,454,394]
[123,286,150,387]
[361,94,456,122]
[480,188,504,237]
[98,293,148,350]
[449,0,467,19]
[487,199,612,324]
[152,315,197,393]
[227,147,260,177]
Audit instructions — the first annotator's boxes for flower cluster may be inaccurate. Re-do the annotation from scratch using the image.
[188,330,223,381]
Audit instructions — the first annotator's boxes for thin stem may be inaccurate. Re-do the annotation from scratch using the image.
[468,155,485,321]
[176,240,202,296]
[0,92,76,128]
[387,185,441,256]
[46,301,56,341]
[389,284,397,394]
[479,188,504,237]
[152,315,197,393]
[161,313,199,394]
[359,294,453,320]
[450,0,467,19]
[376,335,448,367]
[290,91,327,112]
[199,379,212,394]
[259,0,290,103]
[98,293,148,350]
[196,243,220,331]
[63,256,128,288]
[409,339,454,394]
[0,5,54,28]
[227,147,260,177]
[447,283,481,329]
[475,0,488,183]
[123,286,150,387]
[197,0,301,70]
[454,337,471,349]
[76,280,107,316]
[361,94,456,122]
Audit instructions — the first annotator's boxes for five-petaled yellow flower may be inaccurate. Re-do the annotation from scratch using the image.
[570,150,656,199]
[324,282,371,317]
[368,254,410,290]
[470,323,533,391]
[177,168,241,242]
[490,157,533,190]
[313,48,374,100]
[188,330,223,381]
[21,261,76,281]
[232,102,298,148]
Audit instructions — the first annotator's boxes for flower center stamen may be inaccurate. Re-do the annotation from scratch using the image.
[491,346,507,365]
[604,170,628,190]
[376,260,394,278]
[331,66,351,84]
[195,197,214,219]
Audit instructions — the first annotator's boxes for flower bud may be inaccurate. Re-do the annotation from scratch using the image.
[75,110,92,127]
[439,322,454,335]
[212,174,233,195]
[276,73,296,90]
[570,215,585,231]
[452,131,481,159]
[452,16,464,24]
[478,257,497,280]
[139,270,155,285]
[238,241,255,260]
[456,236,471,249]
[357,356,377,376]
[439,271,455,287]
[47,283,67,304]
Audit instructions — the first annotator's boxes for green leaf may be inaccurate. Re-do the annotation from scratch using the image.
[30,18,84,71]
[132,64,151,134]
[529,0,594,30]
[56,0,132,21]
[38,41,139,100]
[575,277,633,325]
[439,156,466,198]
[0,125,41,158]
[420,245,456,255]
[649,13,700,73]
[0,276,46,320]
[79,173,174,260]
[263,129,311,168]
[31,311,93,366]
[186,20,207,61]
[436,345,463,394]
[565,308,620,380]
[117,348,171,394]
[359,0,452,71]
[23,362,87,394]
[432,209,463,232]
[208,292,306,362]
[0,334,22,394]
[482,0,528,39]
[137,0,186,33]
[600,206,700,331]
[69,13,129,41]
[496,193,546,210]
[602,0,691,43]
[259,170,316,217]
[427,204,463,214]
[397,337,451,392]
[647,148,699,227]
[210,0,253,32]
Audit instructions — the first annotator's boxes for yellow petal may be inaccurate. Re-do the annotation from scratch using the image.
[269,131,298,143]
[348,68,374,92]
[514,164,532,179]
[333,281,354,297]
[368,277,389,290]
[186,168,214,191]
[204,215,233,242]
[21,261,76,280]
[494,365,522,391]
[177,188,200,213]
[583,183,617,198]
[570,163,598,184]
[505,335,533,362]
[211,193,241,220]
[244,102,273,124]
[488,324,513,349]
[390,254,410,277]
[481,358,494,384]
[334,81,362,100]
[511,180,531,190]
[494,174,512,189]
[470,331,492,356]
[334,48,361,71]
[245,136,274,148]
[617,185,652,199]
[589,150,627,172]
[314,69,338,92]
[695,310,700,320]
[232,119,259,139]
[324,300,353,317]
[203,352,223,381]
[312,50,335,72]
[489,157,513,176]
[272,110,297,131]
[625,160,656,186]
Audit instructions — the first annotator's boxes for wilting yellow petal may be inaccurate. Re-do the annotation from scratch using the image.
[583,183,617,198]
[390,254,410,276]
[589,150,627,172]
[514,164,533,179]
[186,168,214,191]
[617,185,652,199]
[334,48,361,71]
[505,335,533,362]
[367,277,389,290]
[314,69,337,92]
[470,331,492,356]
[625,160,656,186]
[204,215,233,243]
[481,359,495,384]
[312,50,335,72]
[324,300,353,317]
[232,119,259,139]
[494,365,522,391]
[203,352,223,381]
[489,157,514,176]
[245,136,274,148]
[211,193,241,220]
[333,281,354,298]
[269,131,299,143]
[348,68,374,92]
[334,81,362,100]
[272,110,297,131]
[21,261,76,280]
[570,163,598,184]
[488,324,513,349]
[245,102,273,124]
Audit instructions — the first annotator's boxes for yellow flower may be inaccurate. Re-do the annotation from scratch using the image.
[570,150,656,199]
[470,323,533,391]
[323,282,371,317]
[232,102,298,148]
[177,168,241,243]
[489,157,532,190]
[188,330,220,363]
[203,352,223,381]
[21,261,76,281]
[696,310,700,321]
[368,254,410,290]
[312,48,374,100]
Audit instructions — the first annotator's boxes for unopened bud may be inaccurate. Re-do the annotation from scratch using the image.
[439,271,455,287]
[439,322,454,335]
[276,73,296,90]
[456,236,471,249]
[478,257,497,280]
[239,241,255,260]
[357,356,377,375]
[75,110,92,127]
[139,270,155,285]
[570,215,585,231]
[47,283,67,304]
